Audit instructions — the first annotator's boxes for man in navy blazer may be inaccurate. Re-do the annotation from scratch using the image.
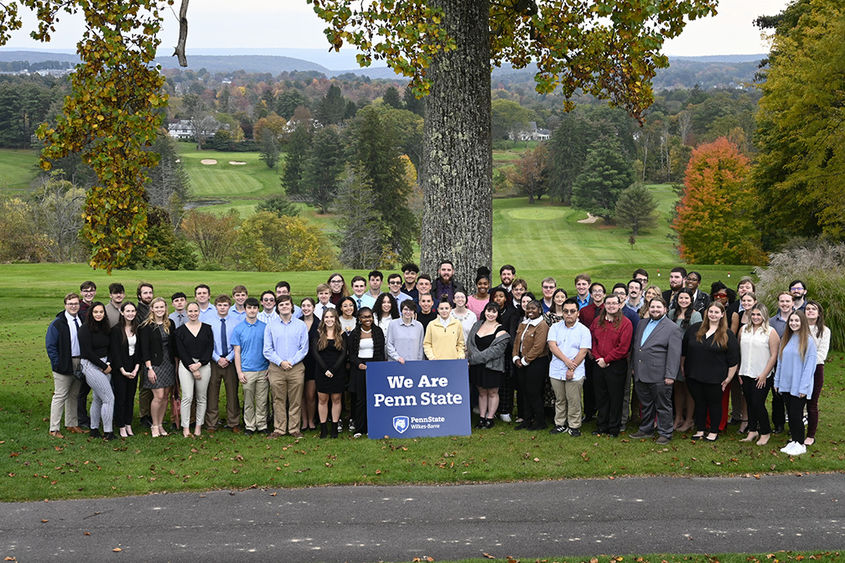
[629,297,682,444]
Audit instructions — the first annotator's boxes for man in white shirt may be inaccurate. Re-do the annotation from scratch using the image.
[313,283,335,320]
[257,291,278,324]
[547,297,592,436]
[386,273,412,308]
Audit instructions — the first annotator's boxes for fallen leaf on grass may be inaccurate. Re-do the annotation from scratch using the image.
[41,519,48,523]
[482,553,495,559]
[112,547,122,552]
[84,531,91,536]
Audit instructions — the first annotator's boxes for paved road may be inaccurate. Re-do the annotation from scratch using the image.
[3,474,844,561]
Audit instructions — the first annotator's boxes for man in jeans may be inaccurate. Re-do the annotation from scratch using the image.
[263,295,309,438]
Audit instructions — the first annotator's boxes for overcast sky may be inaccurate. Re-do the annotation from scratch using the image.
[3,0,788,67]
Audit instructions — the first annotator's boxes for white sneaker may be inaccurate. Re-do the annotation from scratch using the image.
[780,442,796,454]
[500,414,512,423]
[788,442,807,456]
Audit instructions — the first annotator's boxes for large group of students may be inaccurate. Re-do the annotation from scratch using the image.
[45,262,830,455]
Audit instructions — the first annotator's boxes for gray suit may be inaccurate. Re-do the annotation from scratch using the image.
[631,316,682,438]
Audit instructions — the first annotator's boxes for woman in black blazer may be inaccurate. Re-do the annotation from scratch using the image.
[139,297,177,437]
[174,302,214,437]
[110,301,141,438]
[345,307,385,437]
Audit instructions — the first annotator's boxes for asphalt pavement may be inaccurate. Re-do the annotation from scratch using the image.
[2,474,844,562]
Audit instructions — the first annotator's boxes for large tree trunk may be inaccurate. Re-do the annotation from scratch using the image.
[419,0,492,290]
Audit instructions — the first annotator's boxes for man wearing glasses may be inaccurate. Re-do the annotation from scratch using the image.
[78,281,97,318]
[547,297,592,436]
[789,280,807,310]
[540,277,557,313]
[386,273,412,308]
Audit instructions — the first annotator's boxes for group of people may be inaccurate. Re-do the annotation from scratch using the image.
[46,263,829,455]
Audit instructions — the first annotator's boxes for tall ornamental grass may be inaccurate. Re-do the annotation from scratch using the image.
[754,240,845,350]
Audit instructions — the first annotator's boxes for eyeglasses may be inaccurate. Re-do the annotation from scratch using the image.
[790,286,804,291]
[330,279,342,284]
[388,280,402,285]
[562,309,578,315]
[542,285,555,289]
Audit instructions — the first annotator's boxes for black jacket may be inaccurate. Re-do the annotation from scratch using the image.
[346,326,386,365]
[45,311,74,375]
[110,324,140,373]
[139,320,176,366]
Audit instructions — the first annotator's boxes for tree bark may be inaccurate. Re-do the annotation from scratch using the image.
[419,0,492,290]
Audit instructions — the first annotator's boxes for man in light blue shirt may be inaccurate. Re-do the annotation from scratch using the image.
[386,273,413,309]
[547,297,592,436]
[263,296,309,438]
[206,294,241,432]
[350,275,376,310]
[232,297,269,435]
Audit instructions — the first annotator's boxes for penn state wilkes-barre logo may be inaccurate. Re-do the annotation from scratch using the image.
[392,415,409,434]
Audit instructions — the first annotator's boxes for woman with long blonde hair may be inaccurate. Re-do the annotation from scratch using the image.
[139,297,177,437]
[774,310,817,456]
[681,301,740,441]
[737,303,779,446]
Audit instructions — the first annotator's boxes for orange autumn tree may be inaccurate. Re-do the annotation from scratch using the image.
[673,138,766,265]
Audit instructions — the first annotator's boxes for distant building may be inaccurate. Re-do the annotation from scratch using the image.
[168,120,195,140]
[511,121,551,142]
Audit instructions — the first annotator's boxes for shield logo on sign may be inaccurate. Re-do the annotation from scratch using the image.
[393,415,409,434]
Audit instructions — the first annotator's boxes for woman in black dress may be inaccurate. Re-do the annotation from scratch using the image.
[110,301,140,438]
[299,297,319,432]
[682,301,740,441]
[466,303,511,429]
[311,308,348,438]
[140,297,177,438]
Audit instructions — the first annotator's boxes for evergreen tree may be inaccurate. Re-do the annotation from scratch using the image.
[571,140,634,220]
[146,133,190,227]
[334,171,390,268]
[276,90,308,120]
[383,86,402,109]
[316,84,347,125]
[302,125,345,214]
[281,121,312,198]
[256,193,300,218]
[402,85,424,116]
[614,184,659,236]
[350,105,417,262]
[258,128,280,169]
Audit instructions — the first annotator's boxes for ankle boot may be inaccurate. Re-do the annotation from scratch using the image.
[330,419,338,438]
[319,422,328,439]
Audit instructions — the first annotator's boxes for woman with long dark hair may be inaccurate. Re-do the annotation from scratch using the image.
[590,295,633,437]
[346,307,385,437]
[466,303,511,429]
[682,302,740,441]
[774,311,817,455]
[327,273,350,307]
[140,297,177,438]
[110,301,141,438]
[373,293,399,338]
[79,302,116,440]
[311,308,347,439]
[668,288,701,432]
[737,303,779,446]
[338,296,358,335]
[299,297,319,432]
[543,288,569,326]
[804,301,830,446]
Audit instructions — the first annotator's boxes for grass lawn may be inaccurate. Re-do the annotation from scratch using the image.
[0,264,842,502]
[0,148,40,193]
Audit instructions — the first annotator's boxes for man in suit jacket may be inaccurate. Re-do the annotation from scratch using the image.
[629,296,682,444]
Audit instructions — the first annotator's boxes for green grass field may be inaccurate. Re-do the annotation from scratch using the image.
[0,263,841,502]
[0,148,40,193]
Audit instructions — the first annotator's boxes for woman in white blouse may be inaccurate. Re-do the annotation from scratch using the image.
[737,303,779,446]
[804,300,830,446]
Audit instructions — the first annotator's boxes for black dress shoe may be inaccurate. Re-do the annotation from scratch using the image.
[103,432,115,441]
[581,415,594,424]
[514,420,531,430]
[89,428,101,438]
[773,425,784,434]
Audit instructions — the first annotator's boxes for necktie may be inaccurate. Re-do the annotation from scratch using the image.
[74,317,80,328]
[178,313,184,325]
[220,318,227,355]
[357,298,362,308]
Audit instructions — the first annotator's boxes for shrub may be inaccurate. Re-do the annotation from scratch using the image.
[754,239,845,350]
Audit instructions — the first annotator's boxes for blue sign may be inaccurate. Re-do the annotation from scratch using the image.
[366,359,471,439]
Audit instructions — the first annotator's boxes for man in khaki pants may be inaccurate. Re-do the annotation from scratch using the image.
[45,293,86,437]
[262,295,309,438]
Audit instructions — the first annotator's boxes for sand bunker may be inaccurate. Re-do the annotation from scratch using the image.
[577,213,599,224]
[229,161,247,165]
[200,159,218,165]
